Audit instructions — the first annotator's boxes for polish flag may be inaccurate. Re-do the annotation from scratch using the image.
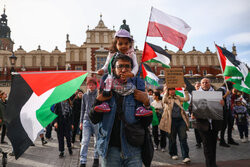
[147,7,191,50]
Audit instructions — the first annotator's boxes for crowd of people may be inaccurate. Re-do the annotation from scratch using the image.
[0,26,249,167]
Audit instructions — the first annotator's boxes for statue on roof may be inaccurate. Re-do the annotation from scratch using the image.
[120,19,130,33]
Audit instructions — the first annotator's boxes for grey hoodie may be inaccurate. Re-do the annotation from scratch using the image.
[80,89,97,123]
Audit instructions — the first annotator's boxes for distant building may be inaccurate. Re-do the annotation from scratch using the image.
[0,9,237,89]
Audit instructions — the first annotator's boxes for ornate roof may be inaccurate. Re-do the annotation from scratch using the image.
[0,8,11,38]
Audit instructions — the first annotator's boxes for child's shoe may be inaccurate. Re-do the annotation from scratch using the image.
[135,107,153,117]
[94,102,111,112]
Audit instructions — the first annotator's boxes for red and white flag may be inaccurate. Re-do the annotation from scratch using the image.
[147,7,191,50]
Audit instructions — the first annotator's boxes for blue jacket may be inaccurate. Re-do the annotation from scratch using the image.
[89,76,150,158]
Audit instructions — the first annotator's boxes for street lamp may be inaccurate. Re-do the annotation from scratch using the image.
[9,52,17,80]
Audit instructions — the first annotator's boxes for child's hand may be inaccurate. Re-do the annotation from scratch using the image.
[125,72,134,78]
[96,92,112,101]
[97,69,104,75]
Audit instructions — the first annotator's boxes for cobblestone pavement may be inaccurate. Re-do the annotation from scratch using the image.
[0,124,249,167]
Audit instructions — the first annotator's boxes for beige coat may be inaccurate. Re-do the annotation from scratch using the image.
[159,91,189,133]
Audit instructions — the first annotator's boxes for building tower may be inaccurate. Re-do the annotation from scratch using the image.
[0,7,14,51]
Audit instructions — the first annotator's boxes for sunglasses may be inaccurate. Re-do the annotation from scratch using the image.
[115,64,131,69]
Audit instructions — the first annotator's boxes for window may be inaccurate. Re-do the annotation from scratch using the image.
[96,57,107,70]
[203,70,207,76]
[189,70,193,75]
[160,70,164,75]
[75,66,83,70]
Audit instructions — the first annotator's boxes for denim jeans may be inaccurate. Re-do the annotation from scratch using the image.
[80,120,99,164]
[169,118,189,159]
[102,147,142,167]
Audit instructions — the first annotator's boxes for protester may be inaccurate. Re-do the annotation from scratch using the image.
[218,82,231,147]
[193,81,202,148]
[0,91,8,144]
[233,99,249,143]
[227,88,240,145]
[79,78,99,167]
[54,99,73,158]
[89,54,152,167]
[147,89,154,104]
[45,104,56,141]
[151,91,167,152]
[72,90,83,146]
[96,28,151,117]
[159,85,191,163]
[192,78,224,167]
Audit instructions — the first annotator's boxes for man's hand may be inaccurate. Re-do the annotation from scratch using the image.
[96,91,112,101]
[79,123,83,130]
[72,125,74,130]
[54,122,58,129]
[220,99,224,106]
[97,69,104,75]
[124,72,134,78]
[134,89,150,106]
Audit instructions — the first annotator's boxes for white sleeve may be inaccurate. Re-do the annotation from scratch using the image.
[101,52,113,73]
[131,53,139,76]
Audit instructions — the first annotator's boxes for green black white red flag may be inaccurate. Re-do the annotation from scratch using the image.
[142,63,159,86]
[215,44,250,94]
[142,42,171,68]
[4,71,88,159]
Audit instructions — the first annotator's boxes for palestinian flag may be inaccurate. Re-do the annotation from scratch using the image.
[147,7,191,50]
[4,71,88,159]
[175,88,191,111]
[151,106,159,126]
[142,63,159,86]
[215,44,250,94]
[142,42,171,68]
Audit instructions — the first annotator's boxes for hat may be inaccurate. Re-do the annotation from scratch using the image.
[115,29,132,39]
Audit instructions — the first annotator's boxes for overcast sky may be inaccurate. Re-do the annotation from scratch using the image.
[2,0,250,66]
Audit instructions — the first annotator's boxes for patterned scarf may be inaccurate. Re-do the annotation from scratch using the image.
[113,78,136,96]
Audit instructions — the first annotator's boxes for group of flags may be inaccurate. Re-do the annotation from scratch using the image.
[3,6,250,160]
[141,7,191,86]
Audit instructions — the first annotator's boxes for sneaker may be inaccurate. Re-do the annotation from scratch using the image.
[68,148,73,155]
[1,141,8,145]
[183,157,191,163]
[228,139,239,145]
[92,158,99,167]
[59,152,64,158]
[154,145,158,150]
[42,140,48,145]
[135,107,153,117]
[241,138,246,143]
[172,155,178,160]
[219,141,230,147]
[246,137,249,142]
[161,148,166,152]
[94,102,111,112]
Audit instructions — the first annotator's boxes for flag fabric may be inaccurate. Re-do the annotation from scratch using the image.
[142,42,171,68]
[215,44,250,94]
[175,88,191,111]
[147,7,191,50]
[151,106,159,126]
[4,71,88,159]
[142,63,159,86]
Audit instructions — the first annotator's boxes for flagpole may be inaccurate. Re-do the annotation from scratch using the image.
[214,42,229,91]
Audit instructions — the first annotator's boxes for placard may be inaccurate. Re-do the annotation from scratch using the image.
[192,91,223,120]
[165,68,184,88]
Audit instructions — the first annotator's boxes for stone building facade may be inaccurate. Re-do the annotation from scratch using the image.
[0,10,237,88]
